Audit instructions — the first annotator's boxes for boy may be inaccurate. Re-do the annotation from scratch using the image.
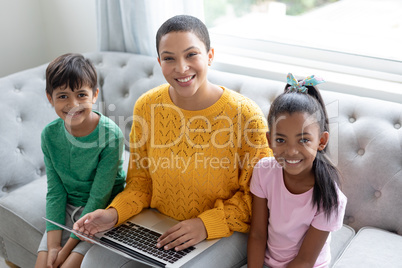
[35,53,126,268]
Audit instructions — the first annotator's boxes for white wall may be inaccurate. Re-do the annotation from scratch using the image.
[0,0,97,78]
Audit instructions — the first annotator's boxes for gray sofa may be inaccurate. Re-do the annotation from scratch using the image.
[1,52,401,268]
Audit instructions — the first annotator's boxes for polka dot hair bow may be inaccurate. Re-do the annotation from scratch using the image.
[287,73,325,93]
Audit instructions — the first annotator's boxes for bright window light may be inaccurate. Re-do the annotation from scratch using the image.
[203,0,402,100]
[205,0,401,61]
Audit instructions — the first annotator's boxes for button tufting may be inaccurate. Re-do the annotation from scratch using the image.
[14,88,21,93]
[357,149,365,156]
[15,147,22,154]
[395,123,401,129]
[16,116,22,123]
[2,186,7,192]
[374,190,382,198]
[349,117,356,123]
[124,92,130,98]
[108,104,116,112]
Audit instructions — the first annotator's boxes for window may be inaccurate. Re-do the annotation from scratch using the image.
[204,0,402,101]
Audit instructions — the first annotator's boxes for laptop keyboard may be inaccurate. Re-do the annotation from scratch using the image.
[103,222,196,264]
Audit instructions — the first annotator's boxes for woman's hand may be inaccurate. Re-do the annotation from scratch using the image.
[156,218,207,251]
[73,208,118,238]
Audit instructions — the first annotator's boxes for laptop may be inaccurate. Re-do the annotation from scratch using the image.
[43,209,220,267]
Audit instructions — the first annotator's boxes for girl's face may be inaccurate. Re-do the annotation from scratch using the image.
[157,31,214,101]
[268,112,329,179]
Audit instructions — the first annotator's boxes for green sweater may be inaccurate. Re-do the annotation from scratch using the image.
[42,111,126,237]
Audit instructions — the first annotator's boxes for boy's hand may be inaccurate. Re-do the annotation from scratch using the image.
[52,247,68,268]
[47,246,61,268]
[156,218,207,251]
[52,237,78,267]
[73,208,118,238]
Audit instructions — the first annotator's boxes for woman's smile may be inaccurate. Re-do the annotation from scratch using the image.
[175,74,196,86]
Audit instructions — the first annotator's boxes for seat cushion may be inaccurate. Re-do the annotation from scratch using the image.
[0,177,46,255]
[332,227,402,267]
[330,224,355,267]
[0,150,129,261]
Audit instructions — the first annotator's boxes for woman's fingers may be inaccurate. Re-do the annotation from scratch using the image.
[156,218,207,251]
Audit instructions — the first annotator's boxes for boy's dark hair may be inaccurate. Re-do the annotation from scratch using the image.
[268,84,340,219]
[45,53,98,97]
[156,15,210,56]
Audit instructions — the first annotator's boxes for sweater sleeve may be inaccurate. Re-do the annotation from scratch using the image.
[79,122,126,218]
[42,130,68,232]
[198,99,271,239]
[108,97,152,225]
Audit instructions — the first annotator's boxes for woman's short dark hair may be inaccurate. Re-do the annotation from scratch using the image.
[156,15,210,57]
[45,53,98,97]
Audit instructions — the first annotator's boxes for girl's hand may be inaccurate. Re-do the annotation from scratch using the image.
[46,246,61,268]
[156,218,207,251]
[73,208,118,238]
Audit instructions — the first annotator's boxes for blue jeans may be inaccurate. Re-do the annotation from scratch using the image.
[81,232,248,268]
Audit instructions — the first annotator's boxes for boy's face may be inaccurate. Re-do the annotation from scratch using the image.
[157,31,214,100]
[47,86,99,129]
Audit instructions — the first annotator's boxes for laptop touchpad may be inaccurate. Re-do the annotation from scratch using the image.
[152,219,177,233]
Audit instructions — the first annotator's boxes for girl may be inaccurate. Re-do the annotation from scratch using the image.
[74,15,270,268]
[247,73,347,268]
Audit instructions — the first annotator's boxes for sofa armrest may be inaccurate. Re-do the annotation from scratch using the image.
[0,177,47,255]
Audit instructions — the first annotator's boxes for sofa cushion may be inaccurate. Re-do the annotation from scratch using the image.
[332,227,402,267]
[0,177,46,255]
[329,224,355,267]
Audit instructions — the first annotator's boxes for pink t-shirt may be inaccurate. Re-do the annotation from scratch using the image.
[250,157,347,268]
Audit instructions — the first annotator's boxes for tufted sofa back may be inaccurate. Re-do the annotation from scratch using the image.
[1,51,401,236]
[0,66,57,195]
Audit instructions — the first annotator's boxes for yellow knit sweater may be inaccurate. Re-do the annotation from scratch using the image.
[109,84,272,239]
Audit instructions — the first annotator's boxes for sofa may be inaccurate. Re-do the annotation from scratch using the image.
[0,51,401,268]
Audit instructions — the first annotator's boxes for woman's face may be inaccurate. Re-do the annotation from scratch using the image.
[157,31,214,101]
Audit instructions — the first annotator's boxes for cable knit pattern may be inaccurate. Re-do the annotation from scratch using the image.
[109,84,272,239]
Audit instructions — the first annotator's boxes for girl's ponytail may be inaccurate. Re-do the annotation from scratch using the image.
[313,151,340,219]
[305,85,329,134]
